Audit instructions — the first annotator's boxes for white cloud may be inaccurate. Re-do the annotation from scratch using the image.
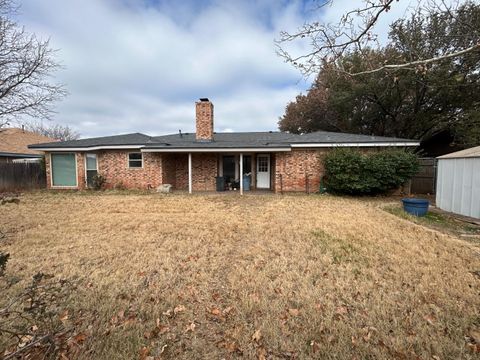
[17,0,308,137]
[16,0,437,138]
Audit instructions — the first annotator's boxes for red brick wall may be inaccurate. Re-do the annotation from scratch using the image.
[173,153,218,191]
[161,154,177,188]
[97,150,162,189]
[274,149,327,193]
[77,153,86,190]
[175,154,188,190]
[195,100,214,141]
[45,152,51,188]
[192,153,218,191]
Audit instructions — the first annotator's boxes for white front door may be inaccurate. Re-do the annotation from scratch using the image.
[256,154,270,189]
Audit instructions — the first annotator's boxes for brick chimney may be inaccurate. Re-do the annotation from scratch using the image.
[195,98,214,142]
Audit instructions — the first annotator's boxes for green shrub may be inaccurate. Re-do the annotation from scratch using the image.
[324,149,419,195]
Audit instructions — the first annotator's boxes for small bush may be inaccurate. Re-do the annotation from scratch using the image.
[91,174,106,190]
[324,148,419,195]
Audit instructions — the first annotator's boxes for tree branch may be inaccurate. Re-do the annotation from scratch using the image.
[347,43,480,75]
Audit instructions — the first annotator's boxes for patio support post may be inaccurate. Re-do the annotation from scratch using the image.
[188,153,192,194]
[240,153,243,195]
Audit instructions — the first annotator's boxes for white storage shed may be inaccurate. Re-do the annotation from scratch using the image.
[436,146,480,219]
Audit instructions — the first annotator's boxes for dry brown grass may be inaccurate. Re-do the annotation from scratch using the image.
[1,192,479,359]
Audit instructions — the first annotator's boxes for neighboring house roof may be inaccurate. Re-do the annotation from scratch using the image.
[0,151,44,158]
[437,145,480,159]
[29,131,419,152]
[0,128,57,157]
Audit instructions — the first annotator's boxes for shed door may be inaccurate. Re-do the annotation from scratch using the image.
[256,154,270,189]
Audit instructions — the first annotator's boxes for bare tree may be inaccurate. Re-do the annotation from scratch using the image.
[26,121,79,141]
[276,0,480,76]
[0,0,66,128]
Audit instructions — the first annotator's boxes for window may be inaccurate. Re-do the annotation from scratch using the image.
[242,155,252,176]
[128,152,143,168]
[85,153,98,188]
[258,156,268,172]
[51,153,77,187]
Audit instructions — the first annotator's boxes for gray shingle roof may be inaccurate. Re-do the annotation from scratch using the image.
[29,133,154,148]
[29,130,419,150]
[288,131,416,144]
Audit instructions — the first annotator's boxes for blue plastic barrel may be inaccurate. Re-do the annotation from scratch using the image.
[402,198,429,216]
[243,175,251,191]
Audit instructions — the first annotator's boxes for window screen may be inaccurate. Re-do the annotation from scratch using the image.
[51,153,76,186]
[128,153,143,168]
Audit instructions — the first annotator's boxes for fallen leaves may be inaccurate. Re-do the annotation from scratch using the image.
[256,346,267,360]
[310,340,320,353]
[288,308,300,317]
[139,346,150,360]
[59,310,69,322]
[466,329,480,353]
[335,306,349,316]
[470,330,480,344]
[144,319,170,340]
[106,309,138,334]
[185,322,196,333]
[218,340,242,354]
[210,307,222,316]
[173,305,186,315]
[71,332,87,344]
[423,314,436,326]
[252,329,262,343]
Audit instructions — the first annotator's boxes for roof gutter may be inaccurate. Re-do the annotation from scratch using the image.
[141,147,292,153]
[28,142,420,152]
[291,142,420,148]
[0,152,43,158]
[27,145,145,151]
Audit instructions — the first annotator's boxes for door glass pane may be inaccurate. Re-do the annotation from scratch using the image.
[258,157,268,172]
[51,153,76,186]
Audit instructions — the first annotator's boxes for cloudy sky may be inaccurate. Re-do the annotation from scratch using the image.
[17,0,417,138]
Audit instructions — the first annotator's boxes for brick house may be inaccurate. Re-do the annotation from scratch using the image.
[29,98,419,193]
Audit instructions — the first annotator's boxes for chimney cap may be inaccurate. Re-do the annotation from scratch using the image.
[199,98,210,102]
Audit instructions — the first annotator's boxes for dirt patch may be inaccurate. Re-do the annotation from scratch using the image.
[383,203,480,246]
[1,192,479,359]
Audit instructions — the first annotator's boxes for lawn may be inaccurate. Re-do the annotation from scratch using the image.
[1,192,479,359]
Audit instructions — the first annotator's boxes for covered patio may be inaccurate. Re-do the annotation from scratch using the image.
[142,148,285,194]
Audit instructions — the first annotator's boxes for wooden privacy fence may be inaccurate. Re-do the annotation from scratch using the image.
[0,162,46,192]
[411,158,436,194]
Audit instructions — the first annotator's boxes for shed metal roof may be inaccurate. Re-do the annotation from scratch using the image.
[437,146,480,159]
